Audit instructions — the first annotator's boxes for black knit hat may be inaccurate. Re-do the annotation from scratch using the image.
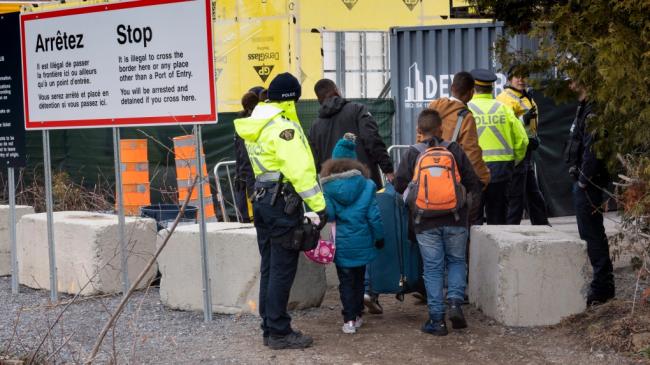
[268,73,301,101]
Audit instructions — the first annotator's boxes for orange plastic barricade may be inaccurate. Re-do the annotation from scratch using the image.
[173,135,216,221]
[118,139,151,215]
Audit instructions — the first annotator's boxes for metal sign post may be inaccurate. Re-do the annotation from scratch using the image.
[194,125,212,322]
[112,127,129,297]
[8,167,18,294]
[43,130,58,302]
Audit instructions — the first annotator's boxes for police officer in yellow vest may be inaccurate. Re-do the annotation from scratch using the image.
[496,65,549,225]
[234,73,327,350]
[468,69,528,224]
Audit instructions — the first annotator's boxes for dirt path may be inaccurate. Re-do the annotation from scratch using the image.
[1,269,641,365]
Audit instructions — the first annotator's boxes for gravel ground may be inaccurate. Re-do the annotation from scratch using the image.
[0,267,643,364]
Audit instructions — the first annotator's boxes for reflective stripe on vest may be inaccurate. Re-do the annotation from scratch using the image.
[504,89,530,112]
[477,126,514,156]
[298,183,322,199]
[257,171,281,182]
[469,101,514,157]
[251,156,270,173]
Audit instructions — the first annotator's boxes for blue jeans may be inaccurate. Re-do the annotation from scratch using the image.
[416,226,468,319]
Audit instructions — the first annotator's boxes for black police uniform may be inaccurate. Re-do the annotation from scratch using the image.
[235,73,326,349]
[504,87,550,226]
[565,100,615,303]
[253,180,304,337]
[234,126,255,223]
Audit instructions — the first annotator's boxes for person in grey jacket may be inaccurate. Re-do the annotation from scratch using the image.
[309,79,394,189]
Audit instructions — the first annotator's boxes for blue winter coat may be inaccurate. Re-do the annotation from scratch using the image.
[321,168,384,268]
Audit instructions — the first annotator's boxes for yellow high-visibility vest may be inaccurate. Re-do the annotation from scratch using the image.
[234,101,326,212]
[496,87,538,137]
[468,93,528,164]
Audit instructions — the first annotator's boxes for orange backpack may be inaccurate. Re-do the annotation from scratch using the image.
[405,141,466,223]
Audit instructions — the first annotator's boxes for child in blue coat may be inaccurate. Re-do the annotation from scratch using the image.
[320,134,384,334]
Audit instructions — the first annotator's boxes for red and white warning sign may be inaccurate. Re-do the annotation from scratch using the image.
[21,0,216,129]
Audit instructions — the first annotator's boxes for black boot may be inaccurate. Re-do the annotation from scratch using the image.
[421,315,448,336]
[587,289,615,306]
[364,293,383,314]
[267,331,313,350]
[448,299,468,329]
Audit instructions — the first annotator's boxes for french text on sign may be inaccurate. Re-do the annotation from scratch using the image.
[21,0,216,129]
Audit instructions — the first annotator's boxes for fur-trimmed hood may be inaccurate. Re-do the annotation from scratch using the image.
[321,158,372,207]
[320,158,369,179]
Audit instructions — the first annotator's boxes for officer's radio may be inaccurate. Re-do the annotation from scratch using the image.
[289,217,320,251]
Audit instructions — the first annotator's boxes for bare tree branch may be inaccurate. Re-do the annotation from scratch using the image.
[86,176,198,364]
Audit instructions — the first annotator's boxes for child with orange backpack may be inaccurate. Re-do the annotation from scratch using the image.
[394,109,482,336]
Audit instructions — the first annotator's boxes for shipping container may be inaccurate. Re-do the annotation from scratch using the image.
[389,23,578,217]
[390,22,508,145]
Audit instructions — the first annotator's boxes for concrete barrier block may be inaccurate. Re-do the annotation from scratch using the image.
[17,211,157,295]
[0,205,34,276]
[158,222,327,314]
[468,225,590,327]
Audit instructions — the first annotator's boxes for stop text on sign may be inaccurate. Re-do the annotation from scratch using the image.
[21,0,216,130]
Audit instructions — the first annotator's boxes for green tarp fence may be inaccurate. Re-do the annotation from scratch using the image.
[14,99,395,214]
[7,94,580,219]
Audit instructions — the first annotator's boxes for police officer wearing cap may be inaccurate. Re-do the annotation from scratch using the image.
[234,72,327,349]
[468,69,529,224]
[497,65,550,225]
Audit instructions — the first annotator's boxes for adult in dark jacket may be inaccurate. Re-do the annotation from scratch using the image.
[233,89,261,222]
[565,80,614,305]
[309,79,394,188]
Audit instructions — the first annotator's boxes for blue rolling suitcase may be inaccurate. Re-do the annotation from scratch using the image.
[368,183,422,300]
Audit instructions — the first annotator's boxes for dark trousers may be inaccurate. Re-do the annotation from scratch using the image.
[253,183,303,337]
[336,265,365,322]
[469,190,484,226]
[506,155,549,225]
[573,182,615,297]
[481,181,509,225]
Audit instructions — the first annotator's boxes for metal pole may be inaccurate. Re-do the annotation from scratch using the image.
[112,127,129,296]
[8,167,18,294]
[43,130,57,302]
[225,165,239,222]
[194,125,212,321]
[213,162,230,222]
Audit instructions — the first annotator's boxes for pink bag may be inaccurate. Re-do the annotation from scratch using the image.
[304,224,335,265]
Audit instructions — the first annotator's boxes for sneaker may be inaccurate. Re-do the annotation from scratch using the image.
[342,321,356,334]
[364,293,383,314]
[448,299,468,329]
[354,316,364,328]
[267,331,313,350]
[421,317,448,336]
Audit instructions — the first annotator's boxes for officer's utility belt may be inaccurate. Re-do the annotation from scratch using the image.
[253,172,303,215]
